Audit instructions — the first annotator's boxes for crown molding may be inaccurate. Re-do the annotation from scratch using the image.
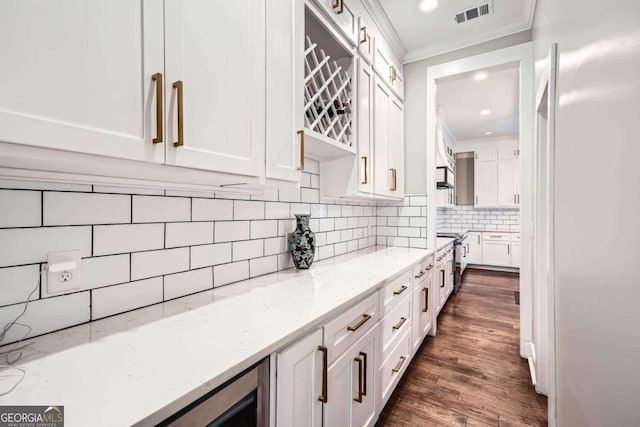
[404,18,531,64]
[360,0,407,61]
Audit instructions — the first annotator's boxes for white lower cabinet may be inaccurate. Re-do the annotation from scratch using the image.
[411,271,433,354]
[510,242,521,267]
[466,232,483,264]
[482,241,511,266]
[276,328,324,427]
[378,329,411,409]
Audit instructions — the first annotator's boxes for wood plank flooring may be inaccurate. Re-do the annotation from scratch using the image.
[376,269,547,427]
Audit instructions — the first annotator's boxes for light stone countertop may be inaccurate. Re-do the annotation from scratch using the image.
[0,246,432,426]
[436,237,456,249]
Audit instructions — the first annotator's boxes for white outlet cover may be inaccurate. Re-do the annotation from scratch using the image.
[46,250,82,296]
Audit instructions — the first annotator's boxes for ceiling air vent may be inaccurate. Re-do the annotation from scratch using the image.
[455,1,493,24]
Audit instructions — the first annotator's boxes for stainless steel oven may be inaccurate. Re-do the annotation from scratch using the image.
[160,359,269,427]
[438,232,468,294]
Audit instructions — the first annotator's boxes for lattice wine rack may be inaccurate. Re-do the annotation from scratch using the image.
[303,35,353,147]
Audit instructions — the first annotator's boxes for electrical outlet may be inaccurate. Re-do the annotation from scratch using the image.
[46,250,82,296]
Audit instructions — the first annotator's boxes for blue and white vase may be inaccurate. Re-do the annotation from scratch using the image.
[289,214,316,269]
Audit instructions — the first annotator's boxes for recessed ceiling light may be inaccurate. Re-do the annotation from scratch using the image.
[485,131,493,135]
[473,72,488,81]
[480,109,491,116]
[419,0,439,12]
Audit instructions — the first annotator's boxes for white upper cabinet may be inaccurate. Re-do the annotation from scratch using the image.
[164,0,265,177]
[389,96,404,195]
[373,39,404,100]
[265,0,304,182]
[0,0,164,163]
[358,62,374,194]
[474,159,497,207]
[314,0,359,45]
[357,16,375,65]
[373,76,391,196]
[498,158,518,207]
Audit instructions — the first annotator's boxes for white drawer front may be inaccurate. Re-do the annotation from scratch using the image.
[483,232,511,241]
[379,329,411,404]
[379,270,412,316]
[511,233,521,241]
[380,294,411,361]
[413,255,435,280]
[323,292,378,365]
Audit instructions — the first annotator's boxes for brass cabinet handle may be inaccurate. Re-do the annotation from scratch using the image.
[422,288,429,312]
[151,73,163,143]
[172,80,184,147]
[337,0,344,14]
[392,317,407,330]
[354,357,363,403]
[318,345,328,403]
[393,285,407,296]
[392,356,407,373]
[359,351,367,396]
[508,244,510,255]
[360,26,368,44]
[297,130,305,171]
[440,270,445,287]
[415,270,425,279]
[390,168,397,191]
[425,264,433,270]
[361,156,368,184]
[389,65,397,82]
[347,313,372,332]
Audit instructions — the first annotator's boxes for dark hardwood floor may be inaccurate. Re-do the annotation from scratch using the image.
[376,269,547,427]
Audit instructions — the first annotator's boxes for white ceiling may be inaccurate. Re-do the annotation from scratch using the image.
[436,63,519,141]
[377,0,535,62]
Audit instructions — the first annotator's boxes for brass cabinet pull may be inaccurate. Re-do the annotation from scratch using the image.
[360,26,368,44]
[440,270,445,287]
[392,356,406,373]
[332,0,340,8]
[415,270,425,279]
[390,168,397,191]
[361,156,368,184]
[425,264,433,270]
[337,0,344,14]
[172,80,184,147]
[392,317,407,330]
[508,244,510,255]
[422,288,429,312]
[297,130,305,171]
[151,73,163,143]
[347,313,372,332]
[359,351,367,396]
[354,357,363,403]
[393,285,407,296]
[514,194,517,204]
[318,345,328,403]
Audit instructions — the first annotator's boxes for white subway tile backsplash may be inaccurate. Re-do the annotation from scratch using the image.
[304,159,320,174]
[279,187,300,203]
[377,206,398,216]
[82,254,130,290]
[301,188,320,203]
[0,264,40,307]
[192,198,233,221]
[92,278,163,320]
[326,231,341,244]
[191,243,232,269]
[131,248,189,280]
[0,190,41,228]
[290,203,311,216]
[300,173,311,188]
[311,204,328,218]
[0,227,91,267]
[250,256,278,277]
[166,222,214,248]
[43,192,130,226]
[0,291,90,345]
[310,174,320,189]
[132,196,190,223]
[278,219,296,237]
[0,179,91,192]
[233,239,263,261]
[318,218,334,232]
[265,202,290,220]
[214,261,249,287]
[277,252,294,271]
[164,268,213,300]
[234,200,265,220]
[92,185,164,196]
[264,237,286,256]
[94,223,164,256]
[327,205,341,217]
[215,221,250,243]
[250,220,278,239]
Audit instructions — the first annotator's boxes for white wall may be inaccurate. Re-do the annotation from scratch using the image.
[404,31,532,194]
[532,1,640,425]
[453,136,519,154]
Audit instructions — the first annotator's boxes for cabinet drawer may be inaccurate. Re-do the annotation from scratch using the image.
[511,233,521,242]
[323,292,378,365]
[483,232,511,241]
[379,270,412,316]
[380,294,411,361]
[413,255,435,281]
[379,328,411,404]
[314,0,358,46]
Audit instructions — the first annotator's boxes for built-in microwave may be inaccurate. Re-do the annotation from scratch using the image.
[159,359,269,427]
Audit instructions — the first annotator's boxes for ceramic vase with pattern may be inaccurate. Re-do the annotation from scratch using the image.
[288,214,316,269]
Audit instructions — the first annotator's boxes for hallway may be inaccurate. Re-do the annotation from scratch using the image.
[377,269,547,426]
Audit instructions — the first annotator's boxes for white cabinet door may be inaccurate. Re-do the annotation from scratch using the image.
[412,273,432,352]
[475,160,497,207]
[466,232,483,264]
[510,242,521,267]
[358,63,374,193]
[373,76,391,196]
[388,96,404,196]
[276,329,324,427]
[498,159,518,207]
[482,241,511,266]
[357,16,375,65]
[0,0,164,163]
[315,0,358,45]
[324,324,377,427]
[164,0,265,176]
[265,0,304,182]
